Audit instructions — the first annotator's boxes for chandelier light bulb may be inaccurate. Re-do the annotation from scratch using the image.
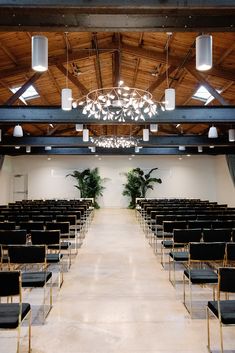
[83,128,89,142]
[32,35,48,72]
[165,88,175,111]
[228,129,235,142]
[13,124,23,137]
[90,136,138,149]
[150,124,158,132]
[196,34,213,71]
[208,125,218,138]
[61,88,72,111]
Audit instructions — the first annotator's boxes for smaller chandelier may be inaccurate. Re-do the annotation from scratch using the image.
[75,81,158,122]
[90,136,138,149]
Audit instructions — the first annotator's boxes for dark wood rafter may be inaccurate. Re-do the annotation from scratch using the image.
[56,62,88,96]
[0,39,18,65]
[92,33,103,89]
[147,67,175,93]
[4,72,42,105]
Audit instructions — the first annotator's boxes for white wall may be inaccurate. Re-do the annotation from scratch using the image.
[11,154,218,208]
[215,156,235,207]
[0,156,13,205]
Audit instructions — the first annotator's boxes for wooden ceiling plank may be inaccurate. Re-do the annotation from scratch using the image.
[4,72,42,106]
[147,66,175,93]
[0,40,18,65]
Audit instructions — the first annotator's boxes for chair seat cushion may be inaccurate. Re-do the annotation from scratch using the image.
[22,271,52,287]
[162,240,183,249]
[208,300,235,324]
[184,269,218,284]
[46,253,63,263]
[169,251,189,261]
[0,303,30,328]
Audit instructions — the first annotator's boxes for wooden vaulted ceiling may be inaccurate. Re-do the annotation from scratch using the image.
[0,1,234,155]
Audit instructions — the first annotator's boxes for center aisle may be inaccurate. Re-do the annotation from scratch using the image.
[32,209,208,353]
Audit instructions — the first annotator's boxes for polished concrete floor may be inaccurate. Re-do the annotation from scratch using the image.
[1,209,235,353]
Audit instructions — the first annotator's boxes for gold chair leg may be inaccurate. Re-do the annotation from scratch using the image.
[219,322,224,353]
[17,324,21,353]
[28,310,32,353]
[206,307,211,353]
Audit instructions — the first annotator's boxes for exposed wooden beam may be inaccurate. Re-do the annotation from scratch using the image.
[185,66,230,106]
[148,67,175,93]
[56,63,88,96]
[92,33,103,89]
[0,106,235,124]
[4,72,42,106]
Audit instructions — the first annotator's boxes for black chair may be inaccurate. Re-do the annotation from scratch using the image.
[19,221,45,233]
[31,230,64,287]
[0,271,31,353]
[207,267,235,353]
[203,228,232,243]
[183,242,226,317]
[169,229,202,286]
[0,222,16,230]
[8,245,53,321]
[0,230,27,246]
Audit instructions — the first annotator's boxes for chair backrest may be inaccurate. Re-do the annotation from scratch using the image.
[32,215,53,223]
[46,222,70,234]
[31,230,60,245]
[8,245,46,264]
[56,215,76,226]
[189,242,226,262]
[211,220,234,229]
[0,222,16,230]
[0,271,21,297]
[19,221,44,232]
[218,267,235,293]
[226,242,235,262]
[163,221,187,233]
[188,220,212,229]
[0,230,27,245]
[173,229,202,244]
[203,228,232,243]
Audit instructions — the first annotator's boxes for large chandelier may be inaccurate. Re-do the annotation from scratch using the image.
[74,81,158,122]
[90,136,138,148]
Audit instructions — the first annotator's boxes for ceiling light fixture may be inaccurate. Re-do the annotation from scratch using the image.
[26,146,31,153]
[61,33,72,111]
[208,125,218,138]
[143,128,149,142]
[165,33,175,111]
[13,124,23,137]
[45,146,52,151]
[228,128,235,142]
[198,146,203,153]
[82,128,89,142]
[150,124,158,132]
[75,124,83,132]
[32,35,48,72]
[90,136,138,149]
[179,145,186,151]
[75,81,159,122]
[196,34,212,71]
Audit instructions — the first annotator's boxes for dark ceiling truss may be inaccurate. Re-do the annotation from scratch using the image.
[0,1,235,32]
[1,146,234,156]
[1,136,234,148]
[0,106,235,124]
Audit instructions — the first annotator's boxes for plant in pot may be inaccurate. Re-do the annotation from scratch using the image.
[66,167,107,209]
[122,167,162,208]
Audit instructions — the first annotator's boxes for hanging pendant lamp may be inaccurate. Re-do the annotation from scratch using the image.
[83,128,89,142]
[61,33,72,111]
[32,35,48,72]
[228,129,235,142]
[143,128,149,142]
[13,124,23,137]
[75,124,83,132]
[26,146,31,153]
[208,125,218,138]
[196,34,213,71]
[150,124,158,132]
[165,88,175,111]
[198,146,203,153]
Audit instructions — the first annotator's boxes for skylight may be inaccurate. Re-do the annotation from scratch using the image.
[10,85,39,105]
[192,85,221,106]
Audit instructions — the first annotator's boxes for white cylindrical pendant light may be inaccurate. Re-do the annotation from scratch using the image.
[165,88,175,111]
[228,129,235,142]
[32,35,48,72]
[13,124,23,137]
[208,126,218,138]
[198,146,203,153]
[179,145,186,151]
[135,146,140,153]
[26,146,31,153]
[15,146,20,149]
[150,124,158,132]
[90,147,96,153]
[196,34,212,71]
[143,128,149,142]
[61,88,72,111]
[45,146,52,151]
[83,128,89,142]
[76,124,83,132]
